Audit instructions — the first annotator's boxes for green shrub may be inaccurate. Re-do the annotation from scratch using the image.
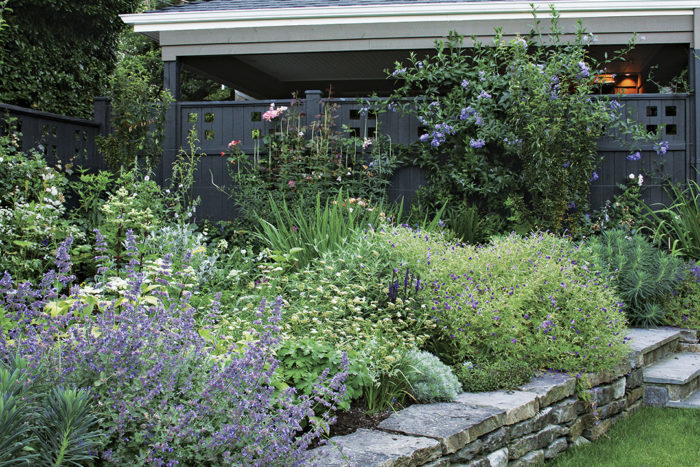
[454,359,534,393]
[404,350,462,402]
[0,131,80,281]
[387,10,654,235]
[664,261,700,331]
[590,229,685,327]
[380,228,629,388]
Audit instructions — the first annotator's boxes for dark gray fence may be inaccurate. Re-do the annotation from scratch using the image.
[0,99,110,172]
[170,91,694,221]
[593,94,691,209]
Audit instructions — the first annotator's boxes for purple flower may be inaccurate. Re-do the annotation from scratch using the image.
[654,141,669,155]
[563,160,570,168]
[419,133,430,142]
[590,172,599,182]
[392,68,406,77]
[470,138,486,149]
[478,90,491,99]
[460,106,474,120]
[461,79,469,89]
[626,151,641,161]
[577,61,591,78]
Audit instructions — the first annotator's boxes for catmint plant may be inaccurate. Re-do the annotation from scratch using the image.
[0,235,348,465]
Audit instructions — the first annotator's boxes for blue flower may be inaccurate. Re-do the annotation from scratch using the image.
[392,68,406,77]
[626,151,641,161]
[590,172,599,182]
[470,138,486,148]
[419,133,429,142]
[478,90,491,99]
[563,160,570,168]
[654,141,669,155]
[461,79,469,89]
[577,61,591,79]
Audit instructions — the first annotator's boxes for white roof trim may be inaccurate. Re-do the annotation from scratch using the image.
[122,1,700,32]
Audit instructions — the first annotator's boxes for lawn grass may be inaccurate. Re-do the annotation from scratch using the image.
[550,407,700,466]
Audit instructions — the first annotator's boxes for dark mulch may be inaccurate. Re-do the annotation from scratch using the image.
[328,403,392,438]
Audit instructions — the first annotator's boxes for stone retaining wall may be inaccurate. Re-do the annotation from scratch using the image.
[308,357,646,466]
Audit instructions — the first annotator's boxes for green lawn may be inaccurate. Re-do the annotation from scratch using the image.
[550,408,700,467]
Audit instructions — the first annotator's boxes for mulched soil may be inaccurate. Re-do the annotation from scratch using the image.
[328,403,392,438]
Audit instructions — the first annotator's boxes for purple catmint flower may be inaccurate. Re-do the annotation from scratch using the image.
[0,247,348,466]
[590,172,599,182]
[626,151,641,161]
[461,79,469,89]
[478,90,491,99]
[391,68,406,77]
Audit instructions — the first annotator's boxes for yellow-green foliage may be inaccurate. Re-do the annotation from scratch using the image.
[381,228,629,377]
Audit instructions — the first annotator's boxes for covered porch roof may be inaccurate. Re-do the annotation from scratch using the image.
[121,0,700,97]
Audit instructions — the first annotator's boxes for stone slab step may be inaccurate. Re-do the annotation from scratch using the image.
[626,328,682,367]
[667,390,700,409]
[643,353,700,386]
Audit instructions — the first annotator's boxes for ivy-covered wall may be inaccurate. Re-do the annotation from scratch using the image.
[0,0,139,118]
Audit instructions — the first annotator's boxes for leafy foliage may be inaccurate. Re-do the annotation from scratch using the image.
[387,9,652,234]
[0,358,103,466]
[0,0,140,118]
[642,179,700,260]
[590,229,685,326]
[404,350,462,402]
[382,228,630,386]
[224,100,398,233]
[96,57,172,171]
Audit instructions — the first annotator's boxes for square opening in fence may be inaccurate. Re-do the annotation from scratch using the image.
[646,124,657,134]
[666,124,677,135]
[204,129,215,140]
[646,106,657,117]
[251,112,262,122]
[665,106,677,117]
[205,112,215,123]
[188,113,198,123]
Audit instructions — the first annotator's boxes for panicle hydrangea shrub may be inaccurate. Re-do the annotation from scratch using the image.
[0,233,348,466]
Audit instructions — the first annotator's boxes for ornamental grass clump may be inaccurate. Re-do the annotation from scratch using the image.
[0,235,347,466]
[381,227,629,389]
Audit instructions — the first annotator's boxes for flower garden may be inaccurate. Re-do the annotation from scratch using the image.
[1,12,699,467]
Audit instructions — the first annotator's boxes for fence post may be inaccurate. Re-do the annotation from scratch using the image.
[303,90,322,128]
[93,97,111,137]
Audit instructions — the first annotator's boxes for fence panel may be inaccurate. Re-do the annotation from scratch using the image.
[174,93,692,221]
[0,102,108,172]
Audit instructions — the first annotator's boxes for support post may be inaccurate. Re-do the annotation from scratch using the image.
[161,60,181,185]
[693,10,700,183]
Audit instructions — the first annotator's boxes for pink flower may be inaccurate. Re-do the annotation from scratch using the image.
[262,103,288,122]
[228,140,241,148]
[288,180,295,188]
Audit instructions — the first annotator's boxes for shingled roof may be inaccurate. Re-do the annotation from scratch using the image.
[151,0,517,13]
